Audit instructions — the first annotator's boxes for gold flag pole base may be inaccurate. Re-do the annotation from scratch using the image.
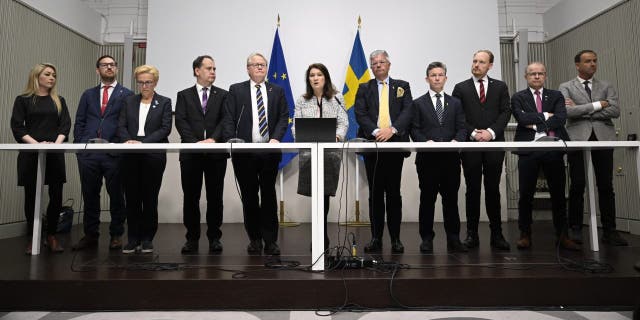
[339,200,370,226]
[278,201,300,227]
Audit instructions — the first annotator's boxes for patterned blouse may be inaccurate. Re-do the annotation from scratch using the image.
[292,93,349,141]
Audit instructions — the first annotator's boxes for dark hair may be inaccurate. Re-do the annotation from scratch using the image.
[426,61,447,75]
[574,50,597,63]
[192,55,214,77]
[96,55,116,68]
[303,63,337,100]
[474,49,494,63]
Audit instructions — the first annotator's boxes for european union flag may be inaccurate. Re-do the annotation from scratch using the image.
[342,30,371,140]
[267,28,296,170]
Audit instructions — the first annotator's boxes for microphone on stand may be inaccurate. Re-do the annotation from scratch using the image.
[227,104,246,144]
[88,116,108,143]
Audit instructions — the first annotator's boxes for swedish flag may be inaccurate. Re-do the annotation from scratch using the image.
[267,28,296,169]
[342,30,371,140]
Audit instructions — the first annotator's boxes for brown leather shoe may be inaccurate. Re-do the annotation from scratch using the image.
[516,231,531,250]
[109,236,123,250]
[558,233,582,251]
[46,235,64,253]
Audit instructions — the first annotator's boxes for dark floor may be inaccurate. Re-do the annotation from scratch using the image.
[1,221,639,310]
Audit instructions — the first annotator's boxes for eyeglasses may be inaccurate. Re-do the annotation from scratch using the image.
[136,80,155,87]
[371,61,389,67]
[248,63,267,69]
[99,63,117,69]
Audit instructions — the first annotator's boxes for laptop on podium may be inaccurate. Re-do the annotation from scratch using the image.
[295,118,336,142]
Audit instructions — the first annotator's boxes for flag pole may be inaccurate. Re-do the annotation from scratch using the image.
[341,16,369,227]
[279,167,299,227]
[273,13,298,227]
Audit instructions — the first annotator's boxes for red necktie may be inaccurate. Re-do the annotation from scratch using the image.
[478,79,486,103]
[536,90,554,137]
[101,85,111,116]
[534,90,542,112]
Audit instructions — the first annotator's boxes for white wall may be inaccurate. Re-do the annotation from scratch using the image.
[18,0,102,43]
[543,0,626,39]
[146,0,506,225]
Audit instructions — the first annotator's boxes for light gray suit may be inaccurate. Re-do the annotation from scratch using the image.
[559,77,620,232]
[559,77,620,141]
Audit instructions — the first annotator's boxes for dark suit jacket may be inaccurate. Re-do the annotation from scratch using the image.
[354,78,413,142]
[118,93,172,151]
[222,80,289,144]
[452,77,511,141]
[511,87,569,153]
[175,85,229,160]
[411,92,466,163]
[411,92,467,142]
[74,83,133,143]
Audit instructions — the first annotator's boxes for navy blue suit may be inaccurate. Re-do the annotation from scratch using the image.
[118,93,172,243]
[354,78,413,242]
[512,87,569,236]
[222,80,289,245]
[74,83,133,238]
[411,92,467,242]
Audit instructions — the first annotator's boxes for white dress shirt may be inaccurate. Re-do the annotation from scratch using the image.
[137,102,151,136]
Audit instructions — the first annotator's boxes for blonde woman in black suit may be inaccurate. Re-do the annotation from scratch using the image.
[10,63,71,254]
[118,65,172,254]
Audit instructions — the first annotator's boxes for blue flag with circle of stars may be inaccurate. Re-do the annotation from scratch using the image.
[267,28,296,170]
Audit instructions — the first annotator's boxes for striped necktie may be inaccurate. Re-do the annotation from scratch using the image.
[256,84,268,138]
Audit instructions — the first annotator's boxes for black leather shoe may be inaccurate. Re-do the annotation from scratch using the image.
[602,230,628,246]
[569,226,583,244]
[447,239,468,253]
[247,240,263,254]
[264,242,281,255]
[419,239,433,253]
[209,239,223,253]
[391,238,404,254]
[490,233,511,251]
[364,238,382,253]
[463,232,479,249]
[72,235,98,251]
[181,240,199,254]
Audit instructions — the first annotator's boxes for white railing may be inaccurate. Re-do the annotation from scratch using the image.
[1,140,638,270]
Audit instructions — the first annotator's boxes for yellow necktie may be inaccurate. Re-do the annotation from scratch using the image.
[379,81,390,128]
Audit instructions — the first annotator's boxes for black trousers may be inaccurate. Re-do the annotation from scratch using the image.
[180,156,227,242]
[416,152,461,242]
[231,153,280,244]
[122,153,166,243]
[77,154,125,237]
[24,182,63,235]
[517,151,567,236]
[568,147,616,231]
[461,150,505,235]
[363,152,405,240]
